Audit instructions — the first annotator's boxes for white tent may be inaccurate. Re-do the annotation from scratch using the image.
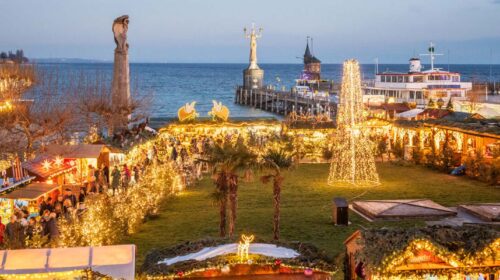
[0,244,135,280]
[396,108,424,119]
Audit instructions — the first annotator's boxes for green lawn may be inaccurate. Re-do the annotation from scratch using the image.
[123,162,500,271]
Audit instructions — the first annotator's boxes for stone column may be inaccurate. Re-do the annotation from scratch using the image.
[111,15,131,135]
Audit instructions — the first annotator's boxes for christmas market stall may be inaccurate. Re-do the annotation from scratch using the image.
[0,244,135,280]
[43,144,112,184]
[344,226,500,280]
[0,182,60,220]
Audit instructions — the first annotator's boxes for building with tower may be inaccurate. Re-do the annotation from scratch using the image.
[302,38,321,80]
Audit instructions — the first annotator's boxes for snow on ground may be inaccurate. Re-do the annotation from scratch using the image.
[158,243,300,266]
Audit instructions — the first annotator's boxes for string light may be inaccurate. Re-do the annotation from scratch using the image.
[328,60,379,186]
[237,234,254,262]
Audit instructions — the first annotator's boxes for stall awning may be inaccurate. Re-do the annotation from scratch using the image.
[0,244,135,280]
[0,183,59,201]
[22,155,76,179]
[45,144,109,159]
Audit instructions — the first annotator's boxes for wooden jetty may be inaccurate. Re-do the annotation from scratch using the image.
[234,86,337,118]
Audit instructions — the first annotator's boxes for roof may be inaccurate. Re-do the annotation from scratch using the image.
[441,111,484,122]
[458,203,500,222]
[418,108,451,119]
[354,226,500,274]
[44,144,108,159]
[395,119,500,137]
[352,199,456,221]
[22,155,76,179]
[373,103,411,113]
[0,182,59,200]
[303,42,321,64]
[396,108,424,119]
[0,245,135,280]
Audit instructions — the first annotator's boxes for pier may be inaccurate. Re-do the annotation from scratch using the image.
[235,86,337,118]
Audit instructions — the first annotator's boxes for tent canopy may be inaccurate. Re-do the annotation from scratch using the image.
[0,244,135,280]
[352,199,456,221]
[396,109,424,119]
[45,144,109,159]
[0,183,59,200]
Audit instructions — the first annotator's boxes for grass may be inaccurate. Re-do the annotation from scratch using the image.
[123,162,500,271]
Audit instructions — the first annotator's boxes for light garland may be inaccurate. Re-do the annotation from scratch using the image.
[237,234,254,262]
[328,60,379,186]
[369,238,500,278]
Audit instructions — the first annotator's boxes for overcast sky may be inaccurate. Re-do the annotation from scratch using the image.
[2,0,500,63]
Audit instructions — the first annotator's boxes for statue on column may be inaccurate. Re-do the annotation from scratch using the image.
[244,23,262,70]
[242,24,264,89]
[111,15,131,134]
[113,15,129,54]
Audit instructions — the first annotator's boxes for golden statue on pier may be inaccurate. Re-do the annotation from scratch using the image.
[208,100,230,121]
[244,23,262,70]
[178,101,198,122]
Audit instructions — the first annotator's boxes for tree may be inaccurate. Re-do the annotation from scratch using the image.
[203,141,256,238]
[376,136,388,162]
[446,98,454,111]
[0,66,74,160]
[0,52,7,60]
[260,148,293,240]
[427,98,436,109]
[71,73,150,138]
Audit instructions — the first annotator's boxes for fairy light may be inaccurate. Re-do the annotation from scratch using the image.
[328,60,379,186]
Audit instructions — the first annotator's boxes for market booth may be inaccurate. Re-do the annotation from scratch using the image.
[0,244,135,280]
[344,226,500,280]
[44,144,111,183]
[0,182,59,220]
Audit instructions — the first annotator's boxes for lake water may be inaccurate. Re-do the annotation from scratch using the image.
[36,63,500,118]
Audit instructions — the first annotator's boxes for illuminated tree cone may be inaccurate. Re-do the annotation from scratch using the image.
[328,60,379,186]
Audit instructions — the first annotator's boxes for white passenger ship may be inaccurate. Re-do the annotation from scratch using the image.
[363,43,472,108]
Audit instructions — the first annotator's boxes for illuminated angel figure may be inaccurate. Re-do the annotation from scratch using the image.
[178,101,198,122]
[208,100,230,121]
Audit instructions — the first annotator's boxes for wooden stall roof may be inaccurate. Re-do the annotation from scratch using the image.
[352,199,456,221]
[22,155,76,179]
[458,203,500,222]
[0,182,59,200]
[44,144,109,159]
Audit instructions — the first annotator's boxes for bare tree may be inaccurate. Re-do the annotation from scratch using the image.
[0,67,75,160]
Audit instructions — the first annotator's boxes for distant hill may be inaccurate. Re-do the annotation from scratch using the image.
[32,58,110,63]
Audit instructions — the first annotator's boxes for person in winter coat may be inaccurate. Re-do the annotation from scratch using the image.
[46,213,59,242]
[0,217,5,245]
[111,166,121,195]
[5,215,24,249]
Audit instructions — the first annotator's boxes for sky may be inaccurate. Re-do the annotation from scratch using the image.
[1,0,500,64]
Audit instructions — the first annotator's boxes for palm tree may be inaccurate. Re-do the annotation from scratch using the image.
[260,148,293,241]
[203,140,256,238]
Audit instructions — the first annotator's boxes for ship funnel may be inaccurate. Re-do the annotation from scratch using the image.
[409,57,421,73]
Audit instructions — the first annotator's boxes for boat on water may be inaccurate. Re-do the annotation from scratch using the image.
[363,43,472,108]
[291,38,334,102]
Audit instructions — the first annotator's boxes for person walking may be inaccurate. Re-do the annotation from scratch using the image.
[111,166,121,195]
[0,217,5,245]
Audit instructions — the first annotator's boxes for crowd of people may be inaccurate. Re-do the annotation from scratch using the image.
[0,162,145,249]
